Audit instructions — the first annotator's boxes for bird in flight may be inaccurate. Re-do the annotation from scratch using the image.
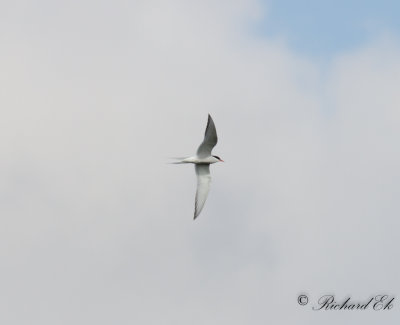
[172,114,224,219]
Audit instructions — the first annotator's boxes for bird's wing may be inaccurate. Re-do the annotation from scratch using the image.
[194,164,211,219]
[196,114,218,158]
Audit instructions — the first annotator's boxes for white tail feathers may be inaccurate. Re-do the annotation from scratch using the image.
[168,157,187,164]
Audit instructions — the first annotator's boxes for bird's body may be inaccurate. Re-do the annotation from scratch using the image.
[179,156,220,164]
[172,114,223,219]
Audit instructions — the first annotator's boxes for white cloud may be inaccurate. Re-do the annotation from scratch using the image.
[0,1,399,324]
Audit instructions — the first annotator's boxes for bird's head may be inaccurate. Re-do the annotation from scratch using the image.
[212,155,224,163]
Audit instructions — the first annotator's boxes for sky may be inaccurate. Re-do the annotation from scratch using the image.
[259,0,400,56]
[1,0,400,324]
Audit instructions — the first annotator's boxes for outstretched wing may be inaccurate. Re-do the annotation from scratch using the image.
[194,164,211,219]
[196,114,218,158]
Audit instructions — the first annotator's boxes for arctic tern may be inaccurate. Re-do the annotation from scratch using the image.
[173,114,224,219]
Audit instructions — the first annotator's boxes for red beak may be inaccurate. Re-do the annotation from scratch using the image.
[220,159,224,162]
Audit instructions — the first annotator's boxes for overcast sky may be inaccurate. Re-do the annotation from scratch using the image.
[1,1,400,324]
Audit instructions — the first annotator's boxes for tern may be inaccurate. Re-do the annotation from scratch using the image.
[173,114,224,219]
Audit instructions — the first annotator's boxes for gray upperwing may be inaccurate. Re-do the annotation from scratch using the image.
[194,164,211,219]
[196,114,218,158]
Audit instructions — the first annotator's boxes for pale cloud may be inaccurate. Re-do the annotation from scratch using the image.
[0,1,399,324]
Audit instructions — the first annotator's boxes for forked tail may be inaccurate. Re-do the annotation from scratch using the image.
[168,157,188,164]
